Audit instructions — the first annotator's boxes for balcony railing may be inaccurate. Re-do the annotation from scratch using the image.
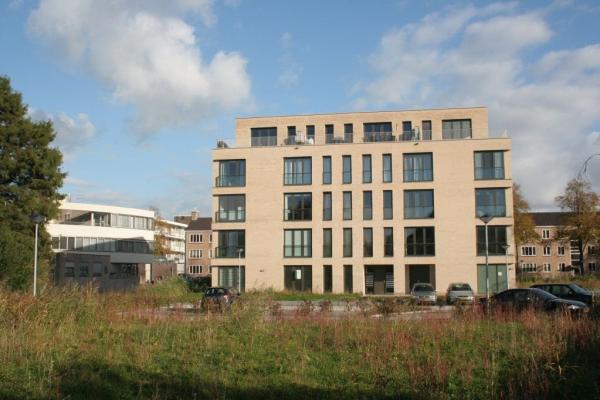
[442,128,472,139]
[363,132,395,142]
[251,136,277,146]
[214,246,245,258]
[283,135,315,145]
[399,129,432,141]
[283,209,312,221]
[215,175,245,187]
[215,210,245,222]
[325,133,353,144]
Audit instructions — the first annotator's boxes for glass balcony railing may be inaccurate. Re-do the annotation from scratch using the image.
[325,133,353,144]
[215,210,245,222]
[283,209,312,221]
[251,136,277,146]
[215,176,245,187]
[214,246,245,258]
[363,132,395,142]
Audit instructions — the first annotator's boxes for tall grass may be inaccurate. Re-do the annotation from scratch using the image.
[0,280,598,399]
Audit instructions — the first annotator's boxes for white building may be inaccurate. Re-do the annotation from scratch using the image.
[47,201,155,290]
[155,218,187,272]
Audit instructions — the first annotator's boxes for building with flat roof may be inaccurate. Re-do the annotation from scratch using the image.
[155,218,186,268]
[211,107,516,295]
[47,201,155,291]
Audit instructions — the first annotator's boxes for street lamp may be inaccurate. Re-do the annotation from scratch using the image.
[501,244,510,289]
[30,212,45,297]
[237,248,243,294]
[478,214,494,301]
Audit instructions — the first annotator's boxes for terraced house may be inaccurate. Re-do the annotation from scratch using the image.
[211,107,516,295]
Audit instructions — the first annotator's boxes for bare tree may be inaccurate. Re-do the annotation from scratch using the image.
[555,179,600,274]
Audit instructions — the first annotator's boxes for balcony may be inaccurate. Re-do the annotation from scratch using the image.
[214,246,245,258]
[363,132,395,142]
[283,135,315,145]
[215,175,245,187]
[325,133,353,144]
[283,208,312,221]
[215,209,245,223]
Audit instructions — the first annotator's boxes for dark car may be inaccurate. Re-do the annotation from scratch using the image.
[530,283,593,305]
[200,287,237,311]
[491,288,588,315]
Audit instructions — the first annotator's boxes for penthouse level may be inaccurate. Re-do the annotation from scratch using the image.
[211,107,516,295]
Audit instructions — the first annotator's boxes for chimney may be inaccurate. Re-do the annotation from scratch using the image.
[191,211,198,220]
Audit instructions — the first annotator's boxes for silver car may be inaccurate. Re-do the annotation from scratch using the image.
[446,283,475,304]
[411,283,437,304]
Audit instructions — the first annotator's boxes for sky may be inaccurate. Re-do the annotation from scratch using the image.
[1,0,599,219]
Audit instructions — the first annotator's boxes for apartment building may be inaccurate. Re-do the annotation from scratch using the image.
[155,219,186,267]
[519,212,599,276]
[185,217,212,276]
[211,107,516,295]
[47,201,155,291]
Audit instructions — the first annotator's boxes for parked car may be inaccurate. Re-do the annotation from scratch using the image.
[490,288,588,315]
[446,283,475,305]
[411,283,437,304]
[200,287,237,311]
[530,283,593,305]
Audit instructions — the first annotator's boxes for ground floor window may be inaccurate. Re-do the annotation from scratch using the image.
[406,264,435,292]
[520,263,537,273]
[219,266,245,292]
[284,266,312,292]
[542,263,551,273]
[365,265,394,295]
[323,265,332,293]
[477,264,508,295]
[344,265,353,293]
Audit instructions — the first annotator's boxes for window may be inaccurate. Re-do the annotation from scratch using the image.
[306,125,315,142]
[542,229,550,239]
[543,246,551,256]
[383,190,393,220]
[344,123,354,142]
[93,263,103,277]
[219,266,245,292]
[402,121,412,139]
[422,120,432,140]
[343,228,352,257]
[286,126,296,144]
[79,264,89,277]
[364,122,393,142]
[362,155,372,183]
[284,266,312,292]
[344,265,353,293]
[476,226,507,256]
[217,160,245,187]
[442,119,471,139]
[521,263,537,273]
[404,190,434,219]
[284,157,311,185]
[475,188,506,217]
[189,265,200,274]
[284,193,312,221]
[322,156,332,184]
[323,192,332,221]
[363,228,373,257]
[216,230,245,258]
[558,263,567,272]
[474,151,504,180]
[558,246,565,256]
[200,234,204,242]
[403,153,433,182]
[64,262,75,277]
[343,191,352,220]
[384,227,394,256]
[190,249,201,258]
[543,263,551,273]
[251,127,277,146]
[323,229,332,258]
[521,246,536,256]
[217,195,245,222]
[325,124,334,143]
[342,155,352,184]
[323,265,332,293]
[383,154,392,182]
[363,191,372,220]
[405,227,435,256]
[284,229,312,257]
[589,263,597,272]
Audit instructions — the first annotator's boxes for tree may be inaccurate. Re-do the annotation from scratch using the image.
[512,183,539,276]
[0,76,65,290]
[149,206,168,259]
[555,179,600,274]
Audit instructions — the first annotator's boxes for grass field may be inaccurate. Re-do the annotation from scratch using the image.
[1,279,598,400]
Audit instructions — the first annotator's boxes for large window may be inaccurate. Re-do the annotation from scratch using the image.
[284,266,312,292]
[344,123,354,143]
[219,266,245,292]
[476,226,507,256]
[442,119,471,139]
[323,192,332,221]
[475,151,505,180]
[363,228,373,257]
[323,229,332,258]
[383,154,392,182]
[422,120,432,140]
[284,157,311,185]
[404,190,434,219]
[251,127,277,146]
[284,193,312,221]
[325,124,334,143]
[217,195,245,222]
[342,155,352,184]
[306,125,315,142]
[362,155,372,183]
[403,153,433,182]
[405,227,435,256]
[323,265,332,293]
[286,126,296,144]
[384,227,394,256]
[343,191,352,220]
[343,228,353,257]
[284,229,312,257]
[323,156,332,184]
[364,122,393,142]
[476,188,506,217]
[217,160,245,187]
[363,191,372,220]
[383,190,393,220]
[216,230,245,258]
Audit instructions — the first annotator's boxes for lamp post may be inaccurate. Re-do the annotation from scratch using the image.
[478,215,494,301]
[31,212,45,297]
[502,244,510,289]
[237,248,243,294]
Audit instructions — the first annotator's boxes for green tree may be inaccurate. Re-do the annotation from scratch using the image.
[513,183,539,276]
[0,76,65,290]
[555,179,600,274]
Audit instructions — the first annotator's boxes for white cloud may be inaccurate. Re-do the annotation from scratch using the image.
[28,0,251,136]
[354,4,600,210]
[29,108,95,155]
[278,32,302,88]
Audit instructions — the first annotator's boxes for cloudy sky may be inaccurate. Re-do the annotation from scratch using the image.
[1,0,599,218]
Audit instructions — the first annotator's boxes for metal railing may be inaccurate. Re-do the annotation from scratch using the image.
[442,128,472,139]
[214,246,245,258]
[363,132,395,142]
[325,133,354,144]
[215,210,246,222]
[283,135,315,145]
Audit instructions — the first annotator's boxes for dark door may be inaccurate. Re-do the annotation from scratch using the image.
[374,268,386,295]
